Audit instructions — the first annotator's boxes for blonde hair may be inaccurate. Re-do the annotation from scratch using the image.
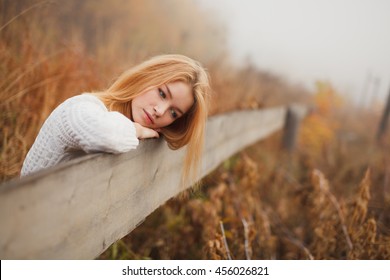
[94,54,210,188]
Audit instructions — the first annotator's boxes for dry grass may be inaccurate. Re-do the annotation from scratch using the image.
[100,130,389,259]
[0,33,104,180]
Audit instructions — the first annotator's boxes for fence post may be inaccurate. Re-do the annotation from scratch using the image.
[376,87,390,143]
[282,105,307,152]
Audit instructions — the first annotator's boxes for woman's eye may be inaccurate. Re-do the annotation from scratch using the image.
[159,88,166,99]
[170,109,178,119]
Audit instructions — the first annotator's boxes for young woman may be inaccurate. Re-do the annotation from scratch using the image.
[21,54,210,186]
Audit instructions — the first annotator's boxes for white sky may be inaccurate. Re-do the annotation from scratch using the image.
[199,0,390,105]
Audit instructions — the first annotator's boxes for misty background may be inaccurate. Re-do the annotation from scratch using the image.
[199,0,390,107]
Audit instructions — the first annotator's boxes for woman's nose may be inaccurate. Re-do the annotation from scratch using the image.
[154,103,169,116]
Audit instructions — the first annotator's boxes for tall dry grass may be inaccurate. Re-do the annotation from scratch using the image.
[1,0,110,180]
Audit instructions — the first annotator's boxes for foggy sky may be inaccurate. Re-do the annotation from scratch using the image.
[199,0,390,105]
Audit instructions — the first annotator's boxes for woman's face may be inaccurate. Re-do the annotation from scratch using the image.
[131,81,194,129]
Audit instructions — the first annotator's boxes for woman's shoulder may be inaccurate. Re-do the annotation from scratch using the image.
[61,93,107,110]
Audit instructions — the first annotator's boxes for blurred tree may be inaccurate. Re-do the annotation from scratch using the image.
[299,81,344,160]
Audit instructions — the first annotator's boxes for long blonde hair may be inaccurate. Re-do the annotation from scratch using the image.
[94,54,210,188]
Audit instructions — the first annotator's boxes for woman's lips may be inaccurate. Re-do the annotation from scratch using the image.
[143,109,154,125]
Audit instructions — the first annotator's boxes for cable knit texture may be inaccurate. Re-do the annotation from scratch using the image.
[21,94,139,176]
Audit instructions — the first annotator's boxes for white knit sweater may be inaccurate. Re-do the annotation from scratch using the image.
[21,94,139,176]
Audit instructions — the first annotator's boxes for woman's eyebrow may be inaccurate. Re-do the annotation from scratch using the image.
[165,84,173,99]
[165,84,184,115]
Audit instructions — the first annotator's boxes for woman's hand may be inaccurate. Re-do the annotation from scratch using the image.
[134,122,160,139]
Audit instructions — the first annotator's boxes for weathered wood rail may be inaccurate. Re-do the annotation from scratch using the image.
[0,105,307,259]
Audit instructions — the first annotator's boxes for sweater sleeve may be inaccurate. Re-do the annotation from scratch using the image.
[58,95,139,154]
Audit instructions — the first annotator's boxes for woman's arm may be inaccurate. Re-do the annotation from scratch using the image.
[21,94,143,176]
[59,95,140,154]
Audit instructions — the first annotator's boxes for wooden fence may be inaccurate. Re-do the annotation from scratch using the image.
[0,105,307,259]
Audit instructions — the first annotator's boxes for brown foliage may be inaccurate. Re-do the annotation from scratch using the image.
[100,146,389,259]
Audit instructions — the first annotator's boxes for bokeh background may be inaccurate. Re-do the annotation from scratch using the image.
[1,0,389,259]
